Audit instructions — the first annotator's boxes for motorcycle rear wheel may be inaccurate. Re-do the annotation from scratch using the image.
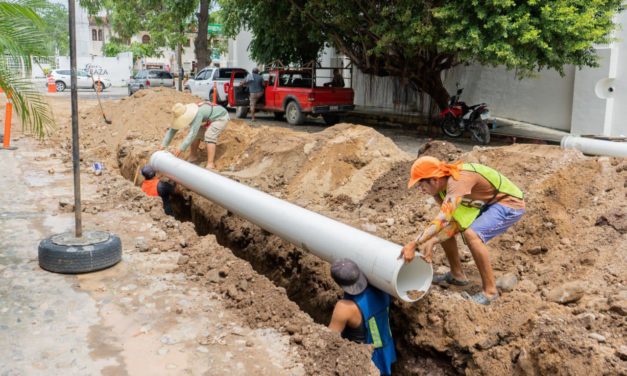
[470,120,490,145]
[441,114,463,138]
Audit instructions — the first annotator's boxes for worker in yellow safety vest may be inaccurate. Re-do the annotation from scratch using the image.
[400,156,525,305]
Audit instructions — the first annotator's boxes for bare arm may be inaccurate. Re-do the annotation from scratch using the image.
[328,300,360,333]
[416,195,462,244]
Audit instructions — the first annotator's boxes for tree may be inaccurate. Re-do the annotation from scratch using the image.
[221,0,624,109]
[220,0,322,65]
[80,0,219,73]
[195,0,210,69]
[102,40,162,62]
[0,1,54,138]
[35,1,69,55]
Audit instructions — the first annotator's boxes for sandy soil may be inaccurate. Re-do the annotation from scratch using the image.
[38,88,627,375]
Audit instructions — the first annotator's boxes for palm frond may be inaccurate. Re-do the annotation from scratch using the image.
[0,1,55,138]
[0,61,54,139]
[0,3,49,68]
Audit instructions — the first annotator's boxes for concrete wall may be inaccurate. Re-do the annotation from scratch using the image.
[443,65,575,131]
[610,12,627,136]
[74,0,91,58]
[57,53,133,86]
[227,29,255,71]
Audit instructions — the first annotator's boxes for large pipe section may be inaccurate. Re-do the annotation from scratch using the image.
[561,135,627,158]
[150,151,432,302]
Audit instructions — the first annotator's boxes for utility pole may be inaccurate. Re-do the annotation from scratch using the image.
[177,25,183,91]
[68,0,82,236]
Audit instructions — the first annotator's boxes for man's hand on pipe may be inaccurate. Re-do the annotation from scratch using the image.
[419,239,436,264]
[171,148,182,157]
[399,241,417,263]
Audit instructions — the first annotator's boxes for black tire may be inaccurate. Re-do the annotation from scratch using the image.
[235,106,249,119]
[94,81,104,92]
[55,81,66,92]
[273,112,285,120]
[322,113,340,125]
[470,120,490,145]
[441,114,463,138]
[128,86,133,96]
[38,233,122,274]
[285,101,305,125]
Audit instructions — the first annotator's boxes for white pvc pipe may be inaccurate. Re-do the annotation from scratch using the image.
[150,151,432,302]
[561,135,627,158]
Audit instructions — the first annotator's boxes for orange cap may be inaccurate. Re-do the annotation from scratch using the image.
[407,156,463,188]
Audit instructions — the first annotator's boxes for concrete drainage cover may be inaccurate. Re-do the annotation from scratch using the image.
[51,230,110,246]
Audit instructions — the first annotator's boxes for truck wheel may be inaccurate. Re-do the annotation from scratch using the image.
[286,101,305,125]
[39,231,122,274]
[273,112,284,120]
[235,106,249,119]
[55,81,66,92]
[322,114,340,125]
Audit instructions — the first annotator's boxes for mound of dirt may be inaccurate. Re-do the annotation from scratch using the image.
[68,88,410,205]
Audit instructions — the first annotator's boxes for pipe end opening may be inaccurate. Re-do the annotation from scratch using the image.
[396,259,433,302]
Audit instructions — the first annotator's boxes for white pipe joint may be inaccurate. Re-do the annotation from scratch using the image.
[561,135,627,158]
[150,151,432,302]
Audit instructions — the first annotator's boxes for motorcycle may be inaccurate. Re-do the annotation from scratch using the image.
[439,86,491,145]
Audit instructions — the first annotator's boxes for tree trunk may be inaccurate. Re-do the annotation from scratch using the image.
[411,71,450,110]
[177,40,183,91]
[195,0,210,69]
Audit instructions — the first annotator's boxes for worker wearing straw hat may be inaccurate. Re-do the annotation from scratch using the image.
[160,101,230,170]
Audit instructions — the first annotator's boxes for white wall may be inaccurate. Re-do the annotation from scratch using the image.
[443,65,575,131]
[74,0,91,58]
[608,12,627,136]
[227,30,256,71]
[352,69,423,112]
[57,52,133,86]
[570,48,614,135]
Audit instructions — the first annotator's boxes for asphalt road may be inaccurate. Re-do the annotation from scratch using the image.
[40,85,130,100]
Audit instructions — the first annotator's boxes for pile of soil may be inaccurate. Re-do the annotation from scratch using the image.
[48,88,626,375]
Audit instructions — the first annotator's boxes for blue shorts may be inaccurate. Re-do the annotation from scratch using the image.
[468,203,525,243]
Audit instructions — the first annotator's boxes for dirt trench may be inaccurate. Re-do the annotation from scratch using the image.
[116,145,456,375]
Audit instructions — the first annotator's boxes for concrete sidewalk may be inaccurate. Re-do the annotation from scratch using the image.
[345,106,569,143]
[0,137,302,375]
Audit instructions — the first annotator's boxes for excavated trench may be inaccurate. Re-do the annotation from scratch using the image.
[119,155,455,375]
[171,191,456,375]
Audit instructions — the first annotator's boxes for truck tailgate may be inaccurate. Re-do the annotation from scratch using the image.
[310,88,353,105]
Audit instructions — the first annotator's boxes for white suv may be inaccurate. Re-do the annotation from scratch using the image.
[48,69,112,92]
[186,67,247,105]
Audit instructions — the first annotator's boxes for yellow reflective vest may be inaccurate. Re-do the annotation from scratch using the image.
[439,163,524,230]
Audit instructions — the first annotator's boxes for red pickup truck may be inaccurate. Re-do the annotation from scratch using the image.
[227,69,354,125]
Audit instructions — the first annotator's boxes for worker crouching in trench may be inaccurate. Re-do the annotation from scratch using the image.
[400,156,525,305]
[160,102,230,170]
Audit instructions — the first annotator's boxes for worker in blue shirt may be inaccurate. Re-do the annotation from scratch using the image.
[328,258,397,375]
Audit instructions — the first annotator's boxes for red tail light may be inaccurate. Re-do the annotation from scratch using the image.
[145,80,151,86]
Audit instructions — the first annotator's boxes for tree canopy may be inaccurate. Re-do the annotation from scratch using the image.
[221,0,624,108]
[80,0,225,70]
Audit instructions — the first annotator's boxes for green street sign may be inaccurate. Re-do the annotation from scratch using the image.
[208,23,222,34]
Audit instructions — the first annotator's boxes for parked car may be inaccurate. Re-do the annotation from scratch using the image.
[186,67,247,105]
[47,69,111,92]
[228,69,354,125]
[128,70,175,95]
